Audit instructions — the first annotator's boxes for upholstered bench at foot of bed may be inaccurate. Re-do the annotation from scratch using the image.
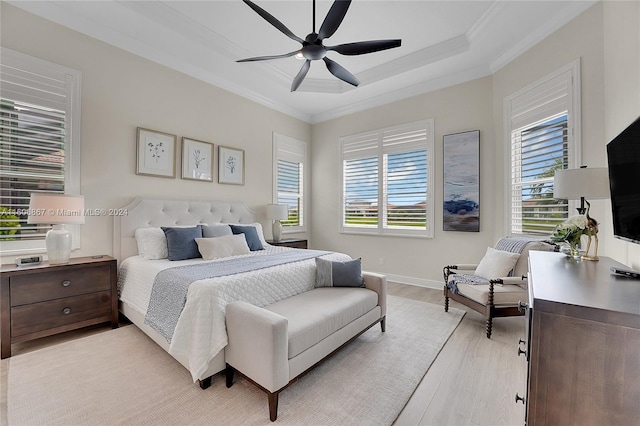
[224,272,386,421]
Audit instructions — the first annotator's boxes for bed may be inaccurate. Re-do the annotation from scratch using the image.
[113,197,351,386]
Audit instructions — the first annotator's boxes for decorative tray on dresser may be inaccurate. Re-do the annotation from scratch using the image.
[1,255,118,358]
[521,251,640,425]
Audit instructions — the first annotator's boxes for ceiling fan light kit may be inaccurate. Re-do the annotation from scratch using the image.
[237,0,402,92]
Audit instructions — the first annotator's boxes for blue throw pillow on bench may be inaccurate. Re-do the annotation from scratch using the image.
[161,225,203,260]
[315,257,364,288]
[230,225,264,251]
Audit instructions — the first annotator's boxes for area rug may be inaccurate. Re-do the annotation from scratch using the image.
[3,296,464,425]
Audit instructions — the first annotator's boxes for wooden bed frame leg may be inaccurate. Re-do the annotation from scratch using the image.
[226,364,235,388]
[380,317,386,332]
[198,376,212,390]
[268,392,279,422]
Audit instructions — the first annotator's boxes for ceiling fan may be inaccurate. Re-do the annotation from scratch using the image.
[237,0,402,92]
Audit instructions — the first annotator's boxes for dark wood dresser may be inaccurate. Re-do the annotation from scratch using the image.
[1,255,118,358]
[522,251,640,425]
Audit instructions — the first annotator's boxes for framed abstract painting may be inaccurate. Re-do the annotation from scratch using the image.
[443,130,480,232]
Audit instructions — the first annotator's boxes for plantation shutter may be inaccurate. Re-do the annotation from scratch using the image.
[506,61,580,236]
[273,133,306,230]
[0,47,80,250]
[342,132,379,228]
[511,115,569,235]
[382,124,428,228]
[341,119,434,237]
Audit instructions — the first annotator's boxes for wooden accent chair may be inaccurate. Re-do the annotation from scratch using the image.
[443,239,557,338]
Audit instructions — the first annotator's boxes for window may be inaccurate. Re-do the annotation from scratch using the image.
[0,48,81,255]
[273,133,307,233]
[340,119,434,237]
[505,60,580,236]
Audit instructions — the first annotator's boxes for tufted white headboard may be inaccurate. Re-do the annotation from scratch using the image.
[113,197,255,262]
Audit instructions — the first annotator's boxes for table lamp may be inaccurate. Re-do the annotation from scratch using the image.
[553,166,609,214]
[27,193,85,264]
[553,166,609,260]
[265,204,288,242]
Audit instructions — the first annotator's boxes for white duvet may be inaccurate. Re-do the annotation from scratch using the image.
[118,245,350,381]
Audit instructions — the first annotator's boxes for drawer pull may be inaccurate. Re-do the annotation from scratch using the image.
[518,347,527,357]
[515,393,525,404]
[62,307,72,315]
[61,280,71,287]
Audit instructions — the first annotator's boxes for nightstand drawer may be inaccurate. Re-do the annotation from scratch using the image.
[10,265,111,306]
[10,291,112,337]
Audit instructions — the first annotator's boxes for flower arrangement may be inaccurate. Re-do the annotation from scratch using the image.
[550,214,588,257]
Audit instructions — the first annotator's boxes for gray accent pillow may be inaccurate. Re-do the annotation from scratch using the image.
[202,224,233,238]
[161,225,203,261]
[230,224,264,251]
[315,257,364,288]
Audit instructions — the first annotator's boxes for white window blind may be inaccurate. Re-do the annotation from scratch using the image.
[505,60,580,236]
[0,47,81,254]
[341,119,434,237]
[273,133,307,232]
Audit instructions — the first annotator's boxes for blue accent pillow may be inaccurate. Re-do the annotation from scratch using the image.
[230,225,264,251]
[161,226,203,261]
[315,257,364,288]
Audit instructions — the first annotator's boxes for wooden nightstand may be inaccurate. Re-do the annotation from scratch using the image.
[0,255,118,359]
[266,239,308,249]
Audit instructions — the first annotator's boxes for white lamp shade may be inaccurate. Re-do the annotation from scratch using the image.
[265,204,288,220]
[553,168,609,200]
[27,193,85,225]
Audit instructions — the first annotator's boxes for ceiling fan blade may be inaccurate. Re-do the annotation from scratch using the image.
[322,57,359,87]
[291,60,311,92]
[237,50,300,62]
[327,39,402,55]
[318,0,352,40]
[242,0,304,44]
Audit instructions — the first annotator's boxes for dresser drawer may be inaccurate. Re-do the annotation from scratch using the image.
[10,265,111,306]
[10,291,112,337]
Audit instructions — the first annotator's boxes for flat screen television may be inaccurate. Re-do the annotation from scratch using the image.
[607,115,640,244]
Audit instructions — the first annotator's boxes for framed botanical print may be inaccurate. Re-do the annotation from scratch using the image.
[136,127,176,178]
[218,145,245,185]
[182,137,214,182]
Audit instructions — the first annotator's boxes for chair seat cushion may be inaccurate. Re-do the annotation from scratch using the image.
[457,281,527,306]
[265,287,378,358]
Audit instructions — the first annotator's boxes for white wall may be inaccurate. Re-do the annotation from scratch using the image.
[311,77,495,287]
[492,1,606,249]
[0,4,311,264]
[602,0,640,269]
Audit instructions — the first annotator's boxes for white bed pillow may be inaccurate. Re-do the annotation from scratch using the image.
[134,227,168,260]
[474,247,520,279]
[195,235,251,260]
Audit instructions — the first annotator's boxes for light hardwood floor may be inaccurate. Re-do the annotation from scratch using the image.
[389,282,527,426]
[2,282,527,426]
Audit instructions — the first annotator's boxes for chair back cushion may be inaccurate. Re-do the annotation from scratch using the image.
[512,240,557,277]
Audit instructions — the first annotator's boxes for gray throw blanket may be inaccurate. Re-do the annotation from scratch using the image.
[145,249,329,342]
